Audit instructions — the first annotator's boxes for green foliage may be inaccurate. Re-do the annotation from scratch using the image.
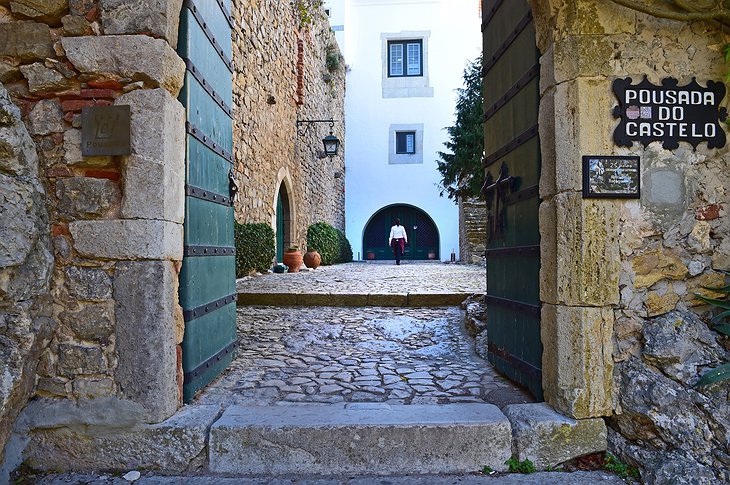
[306,222,352,265]
[603,453,640,481]
[436,54,484,201]
[482,465,493,474]
[292,0,323,27]
[326,44,343,73]
[234,222,275,277]
[505,457,535,474]
[695,271,730,387]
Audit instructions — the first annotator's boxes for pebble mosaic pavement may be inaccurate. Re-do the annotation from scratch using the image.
[196,263,533,408]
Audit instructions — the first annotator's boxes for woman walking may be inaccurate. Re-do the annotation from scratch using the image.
[388,218,408,265]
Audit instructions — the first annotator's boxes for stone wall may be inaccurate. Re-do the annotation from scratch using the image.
[0,0,186,475]
[459,195,486,264]
[232,0,346,249]
[531,0,729,482]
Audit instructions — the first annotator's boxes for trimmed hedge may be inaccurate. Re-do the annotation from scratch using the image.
[234,222,275,277]
[307,222,352,265]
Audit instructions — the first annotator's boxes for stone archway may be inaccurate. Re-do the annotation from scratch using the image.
[274,168,296,263]
[362,204,440,261]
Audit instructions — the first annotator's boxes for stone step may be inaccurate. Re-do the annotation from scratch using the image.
[236,292,477,307]
[208,403,513,476]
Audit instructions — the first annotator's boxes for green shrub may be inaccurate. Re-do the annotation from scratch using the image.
[337,228,353,263]
[306,222,353,265]
[506,457,535,474]
[234,222,275,277]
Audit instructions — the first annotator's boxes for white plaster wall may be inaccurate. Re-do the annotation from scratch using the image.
[343,0,482,260]
[323,0,346,51]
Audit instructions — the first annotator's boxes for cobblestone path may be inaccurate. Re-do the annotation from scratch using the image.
[195,305,532,408]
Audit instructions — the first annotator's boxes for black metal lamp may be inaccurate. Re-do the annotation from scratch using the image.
[296,118,340,157]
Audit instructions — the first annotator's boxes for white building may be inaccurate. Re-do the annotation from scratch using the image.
[325,0,482,261]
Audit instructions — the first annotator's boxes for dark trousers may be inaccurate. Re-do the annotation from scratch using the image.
[391,238,405,264]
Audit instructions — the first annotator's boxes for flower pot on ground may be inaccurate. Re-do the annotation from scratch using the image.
[303,250,321,269]
[283,247,303,273]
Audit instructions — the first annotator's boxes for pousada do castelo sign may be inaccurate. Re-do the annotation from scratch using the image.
[612,76,728,150]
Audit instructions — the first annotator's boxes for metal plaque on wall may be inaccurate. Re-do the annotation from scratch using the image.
[81,105,131,156]
[612,76,727,150]
[582,155,640,199]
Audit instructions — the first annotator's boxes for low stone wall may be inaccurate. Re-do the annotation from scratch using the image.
[459,196,486,264]
[232,0,346,245]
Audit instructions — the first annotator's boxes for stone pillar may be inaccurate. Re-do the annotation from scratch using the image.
[534,0,630,419]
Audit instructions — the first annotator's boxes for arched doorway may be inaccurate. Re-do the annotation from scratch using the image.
[362,204,440,261]
[276,184,292,262]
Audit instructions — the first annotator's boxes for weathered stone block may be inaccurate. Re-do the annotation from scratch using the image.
[367,293,408,306]
[59,304,113,341]
[35,377,70,397]
[20,402,220,473]
[504,402,607,469]
[64,266,112,302]
[61,14,92,36]
[541,304,614,419]
[121,156,184,223]
[9,0,67,25]
[19,63,72,94]
[100,0,183,47]
[0,175,40,268]
[56,177,121,219]
[114,261,181,422]
[0,85,40,178]
[540,192,621,307]
[0,22,53,62]
[62,35,185,96]
[28,99,64,135]
[69,219,183,261]
[63,128,113,168]
[643,311,726,383]
[632,248,688,289]
[72,377,114,399]
[57,343,107,377]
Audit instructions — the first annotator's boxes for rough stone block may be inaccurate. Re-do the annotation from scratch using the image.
[0,85,41,178]
[632,248,688,289]
[56,177,121,219]
[116,88,185,165]
[100,0,183,47]
[9,0,67,25]
[114,261,181,422]
[19,63,72,94]
[237,292,298,306]
[0,22,54,62]
[57,343,107,377]
[59,304,113,341]
[541,304,614,419]
[209,403,513,475]
[69,219,183,261]
[28,99,64,135]
[64,266,112,302]
[407,293,469,307]
[71,377,114,399]
[504,402,607,469]
[63,128,113,168]
[18,399,219,473]
[62,35,186,96]
[121,156,184,223]
[0,175,40,268]
[540,192,621,307]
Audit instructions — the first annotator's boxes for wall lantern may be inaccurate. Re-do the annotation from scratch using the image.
[296,118,340,157]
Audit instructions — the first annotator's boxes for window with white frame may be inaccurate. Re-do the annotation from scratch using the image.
[388,40,422,77]
[389,124,423,164]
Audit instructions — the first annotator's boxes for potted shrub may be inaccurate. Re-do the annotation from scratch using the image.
[282,245,303,273]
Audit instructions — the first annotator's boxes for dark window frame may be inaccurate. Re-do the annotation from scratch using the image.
[395,131,417,154]
[387,39,423,78]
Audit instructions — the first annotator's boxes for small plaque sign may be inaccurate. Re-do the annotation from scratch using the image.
[582,155,640,198]
[81,105,131,156]
[612,76,727,150]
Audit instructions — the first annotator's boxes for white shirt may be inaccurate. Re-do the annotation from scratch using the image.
[389,225,408,244]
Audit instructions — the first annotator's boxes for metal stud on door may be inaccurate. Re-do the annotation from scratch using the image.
[178,0,237,402]
[482,0,543,400]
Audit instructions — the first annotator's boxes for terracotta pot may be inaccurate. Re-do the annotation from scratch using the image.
[303,250,321,269]
[367,251,375,260]
[282,250,303,273]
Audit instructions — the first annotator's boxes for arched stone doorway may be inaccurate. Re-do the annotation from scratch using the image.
[275,183,292,263]
[362,204,440,261]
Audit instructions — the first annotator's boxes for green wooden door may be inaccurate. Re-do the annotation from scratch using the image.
[482,0,542,399]
[362,205,439,260]
[178,0,237,402]
[276,190,284,262]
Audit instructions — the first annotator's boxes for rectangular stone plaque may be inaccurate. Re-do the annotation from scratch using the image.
[81,105,131,156]
[582,155,640,199]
